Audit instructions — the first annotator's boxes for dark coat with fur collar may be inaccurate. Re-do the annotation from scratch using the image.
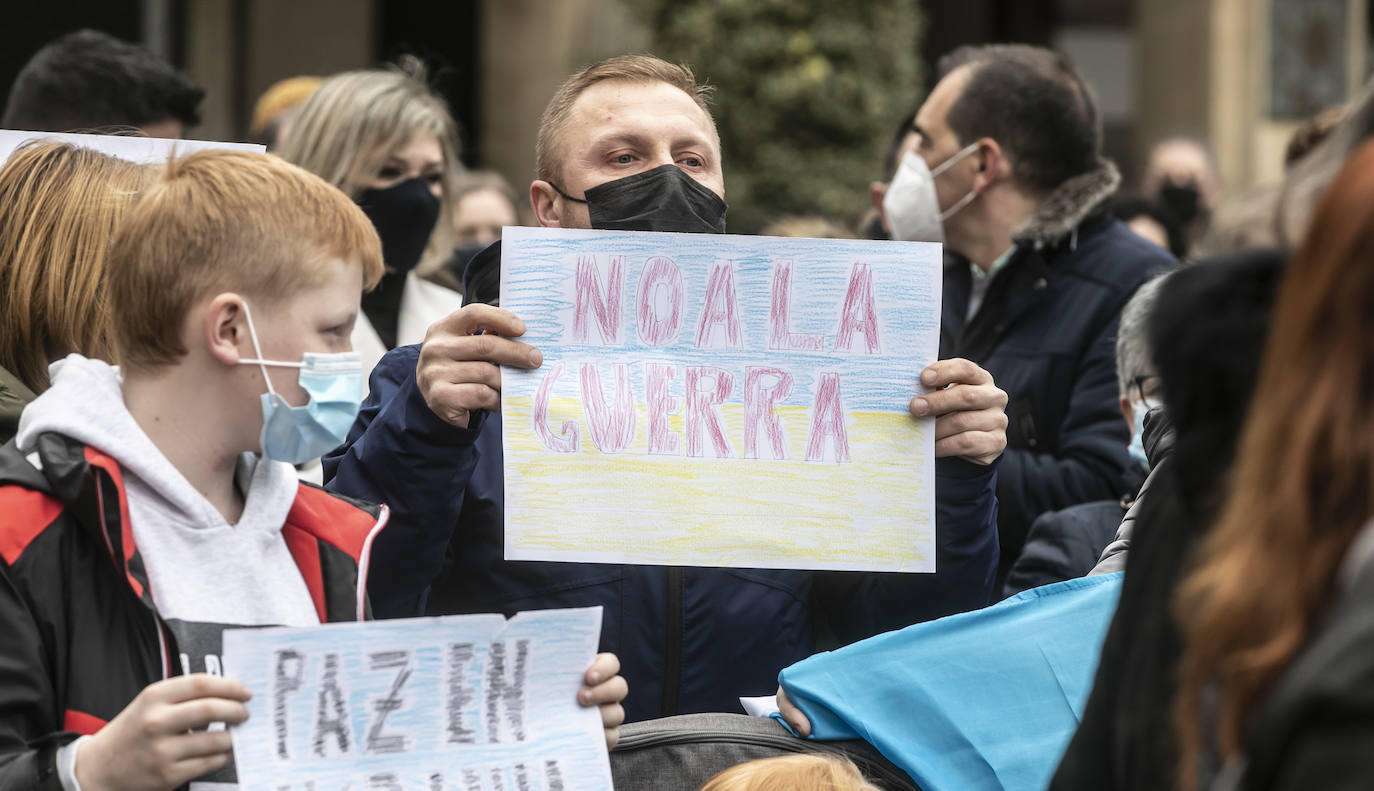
[940,160,1175,576]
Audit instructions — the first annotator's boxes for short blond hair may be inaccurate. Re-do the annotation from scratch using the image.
[535,54,717,184]
[279,57,461,276]
[699,754,881,791]
[109,150,383,372]
[0,141,153,391]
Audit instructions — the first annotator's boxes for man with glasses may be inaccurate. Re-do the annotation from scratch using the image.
[1001,274,1168,596]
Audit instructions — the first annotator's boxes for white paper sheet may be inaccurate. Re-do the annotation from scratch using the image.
[0,129,262,166]
[223,607,610,791]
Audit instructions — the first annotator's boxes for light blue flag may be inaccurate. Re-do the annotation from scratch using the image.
[779,573,1123,791]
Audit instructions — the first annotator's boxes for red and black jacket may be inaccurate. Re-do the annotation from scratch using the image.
[0,432,388,790]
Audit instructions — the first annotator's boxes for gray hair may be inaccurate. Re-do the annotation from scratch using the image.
[1116,273,1169,398]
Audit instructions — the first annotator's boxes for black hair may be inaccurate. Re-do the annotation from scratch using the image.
[936,44,1100,195]
[1111,192,1189,258]
[2,29,203,132]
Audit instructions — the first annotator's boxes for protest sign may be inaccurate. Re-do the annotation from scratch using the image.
[223,607,610,791]
[500,226,943,572]
[0,129,262,166]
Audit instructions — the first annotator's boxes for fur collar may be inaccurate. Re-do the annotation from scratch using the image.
[1011,158,1121,249]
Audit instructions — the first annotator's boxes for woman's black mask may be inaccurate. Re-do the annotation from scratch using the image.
[551,164,727,234]
[357,177,441,273]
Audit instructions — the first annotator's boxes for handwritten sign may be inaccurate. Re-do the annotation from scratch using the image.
[500,227,943,572]
[223,607,610,791]
[0,129,263,166]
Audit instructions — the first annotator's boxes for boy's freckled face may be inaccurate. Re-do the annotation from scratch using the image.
[247,256,364,407]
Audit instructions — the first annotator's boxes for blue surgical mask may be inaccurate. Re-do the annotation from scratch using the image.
[237,303,363,464]
[1128,401,1150,471]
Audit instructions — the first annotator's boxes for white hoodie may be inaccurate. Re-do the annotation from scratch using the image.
[18,354,319,791]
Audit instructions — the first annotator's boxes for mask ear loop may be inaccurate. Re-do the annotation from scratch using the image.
[546,181,589,204]
[235,302,303,402]
[933,142,984,221]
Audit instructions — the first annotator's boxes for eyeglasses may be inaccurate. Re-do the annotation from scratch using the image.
[1132,375,1162,410]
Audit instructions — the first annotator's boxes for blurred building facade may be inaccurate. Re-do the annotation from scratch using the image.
[2,0,1368,195]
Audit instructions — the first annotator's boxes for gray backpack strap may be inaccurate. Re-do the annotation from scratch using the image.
[610,713,921,791]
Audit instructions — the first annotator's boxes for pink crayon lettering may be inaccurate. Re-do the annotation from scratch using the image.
[805,373,851,463]
[694,260,743,348]
[571,254,624,345]
[685,366,735,459]
[768,262,823,351]
[834,263,881,354]
[534,362,579,453]
[579,363,635,453]
[636,256,685,346]
[645,363,682,455]
[744,367,794,460]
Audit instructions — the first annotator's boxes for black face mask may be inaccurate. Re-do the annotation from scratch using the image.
[445,242,488,278]
[357,177,441,273]
[1159,180,1203,226]
[551,164,727,234]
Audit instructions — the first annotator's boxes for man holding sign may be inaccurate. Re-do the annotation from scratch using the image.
[326,55,1007,722]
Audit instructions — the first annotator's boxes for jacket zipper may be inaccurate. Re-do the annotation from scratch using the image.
[661,567,683,716]
[93,465,174,679]
[355,504,391,621]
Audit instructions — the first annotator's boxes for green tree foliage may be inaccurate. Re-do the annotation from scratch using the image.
[628,0,923,234]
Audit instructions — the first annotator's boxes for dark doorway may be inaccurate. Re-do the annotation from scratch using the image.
[376,1,483,168]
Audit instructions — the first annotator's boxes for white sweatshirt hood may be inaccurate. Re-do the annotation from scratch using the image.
[17,354,298,531]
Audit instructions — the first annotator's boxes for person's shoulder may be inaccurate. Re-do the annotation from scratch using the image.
[0,439,76,567]
[1038,499,1128,528]
[1023,499,1125,553]
[1080,216,1176,275]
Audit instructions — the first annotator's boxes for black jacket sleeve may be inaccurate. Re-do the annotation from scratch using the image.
[0,559,66,791]
[813,456,1001,644]
[323,345,485,618]
[996,312,1129,561]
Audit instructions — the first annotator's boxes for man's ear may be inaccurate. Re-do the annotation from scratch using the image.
[530,181,563,228]
[869,180,892,237]
[974,138,1005,192]
[202,293,249,367]
[1119,395,1135,436]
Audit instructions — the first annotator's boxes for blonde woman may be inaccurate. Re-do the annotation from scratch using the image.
[279,57,463,380]
[0,141,152,441]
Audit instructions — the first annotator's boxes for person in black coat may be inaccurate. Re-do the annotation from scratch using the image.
[1002,273,1168,597]
[326,54,1011,724]
[877,44,1175,579]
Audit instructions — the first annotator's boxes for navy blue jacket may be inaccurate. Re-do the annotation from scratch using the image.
[941,171,1174,576]
[325,344,1000,723]
[1001,499,1125,597]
